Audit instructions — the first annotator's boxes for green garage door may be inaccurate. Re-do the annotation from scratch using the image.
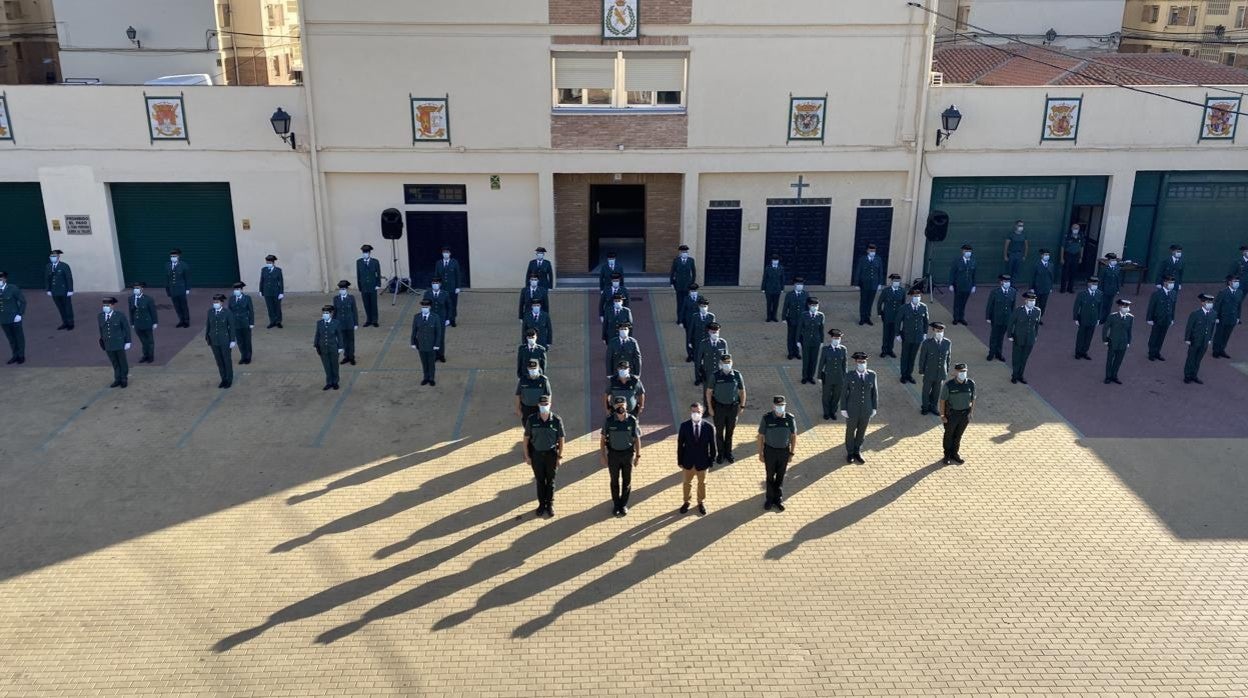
[111,183,239,288]
[0,182,52,288]
[1125,172,1248,282]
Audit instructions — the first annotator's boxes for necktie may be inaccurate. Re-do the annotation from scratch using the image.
[694,423,699,439]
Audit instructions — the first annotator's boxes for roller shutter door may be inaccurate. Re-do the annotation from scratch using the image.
[111,183,239,288]
[0,182,52,288]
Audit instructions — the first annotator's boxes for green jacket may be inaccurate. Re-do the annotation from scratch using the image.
[761,265,785,294]
[816,344,847,383]
[1214,286,1243,324]
[898,302,929,344]
[1100,265,1123,297]
[1007,305,1042,346]
[685,308,715,348]
[876,286,905,322]
[0,283,26,323]
[332,293,359,328]
[917,337,952,380]
[519,285,549,319]
[853,254,884,289]
[357,257,382,290]
[204,308,236,346]
[433,257,462,290]
[228,293,254,328]
[948,257,976,292]
[696,337,728,378]
[411,311,445,350]
[599,261,625,291]
[1155,256,1184,286]
[522,309,553,346]
[45,262,74,295]
[798,310,825,346]
[98,310,131,351]
[313,318,344,354]
[516,342,547,378]
[1073,289,1102,326]
[128,293,158,330]
[1031,260,1055,295]
[1185,308,1215,345]
[165,261,190,295]
[599,285,631,316]
[259,266,284,297]
[607,336,642,378]
[781,289,807,324]
[669,256,697,290]
[424,288,452,322]
[1146,287,1176,325]
[603,306,633,338]
[1103,312,1133,349]
[840,370,878,417]
[985,286,1018,324]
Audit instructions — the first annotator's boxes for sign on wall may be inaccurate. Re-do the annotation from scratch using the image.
[145,93,188,143]
[0,93,13,142]
[65,215,92,236]
[1041,95,1082,143]
[410,95,450,143]
[1199,95,1240,141]
[603,0,639,39]
[787,95,827,143]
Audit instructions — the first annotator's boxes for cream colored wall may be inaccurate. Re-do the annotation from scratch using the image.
[692,0,926,25]
[303,0,545,24]
[55,0,220,84]
[969,0,1126,39]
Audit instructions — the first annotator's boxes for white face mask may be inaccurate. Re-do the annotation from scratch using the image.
[1164,283,1174,291]
[530,279,538,287]
[1089,285,1099,292]
[618,330,628,339]
[132,288,142,296]
[1071,228,1080,235]
[771,260,779,268]
[699,306,709,314]
[526,337,536,346]
[708,332,719,342]
[933,332,944,341]
[532,306,541,314]
[680,253,688,260]
[362,253,370,260]
[102,305,111,313]
[689,291,698,300]
[50,256,58,263]
[910,296,921,305]
[958,371,968,380]
[1233,282,1241,290]
[612,301,622,310]
[1015,226,1024,233]
[830,339,840,347]
[1108,261,1118,268]
[535,253,544,261]
[1174,253,1182,259]
[170,257,179,263]
[891,281,901,289]
[1119,308,1129,316]
[856,363,867,373]
[720,363,732,372]
[608,259,616,266]
[963,252,972,259]
[266,263,274,270]
[794,284,804,292]
[690,412,702,422]
[810,305,819,313]
[1026,300,1036,309]
[774,405,786,415]
[529,369,540,377]
[867,252,875,259]
[432,283,441,291]
[1001,282,1011,290]
[442,252,450,260]
[339,290,347,297]
[322,313,331,321]
[1042,255,1050,263]
[212,302,222,310]
[1204,302,1214,311]
[421,308,430,317]
[618,369,629,378]
[538,404,550,414]
[611,281,620,289]
[233,290,243,297]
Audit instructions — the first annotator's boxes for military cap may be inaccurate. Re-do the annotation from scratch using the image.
[611,293,624,300]
[527,359,540,367]
[50,249,63,255]
[170,248,182,255]
[130,281,146,288]
[212,293,227,301]
[687,282,700,291]
[419,298,432,306]
[1241,245,1248,252]
[1170,244,1183,251]
[1038,248,1050,254]
[360,244,373,252]
[888,273,902,280]
[1087,276,1100,283]
[806,296,820,306]
[431,276,443,283]
[1105,252,1118,260]
[528,273,540,280]
[524,327,537,336]
[929,321,946,329]
[1161,274,1175,281]
[530,297,542,305]
[337,279,351,289]
[998,274,1012,281]
[265,254,277,261]
[441,245,451,252]
[1198,293,1215,301]
[866,243,877,250]
[706,321,721,330]
[953,362,967,370]
[772,395,786,405]
[537,394,551,404]
[678,244,690,251]
[770,252,780,259]
[0,271,8,279]
[610,271,623,279]
[1228,274,1241,281]
[851,351,869,360]
[618,321,632,328]
[535,246,547,253]
[1116,298,1132,306]
[233,282,246,289]
[696,297,710,306]
[102,296,118,304]
[612,395,628,404]
[1022,290,1037,299]
[793,276,805,283]
[606,252,617,257]
[961,244,974,251]
[719,353,732,361]
[616,360,631,368]
[828,328,843,337]
[908,286,923,294]
[321,304,335,312]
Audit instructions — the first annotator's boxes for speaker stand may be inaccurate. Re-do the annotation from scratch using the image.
[382,238,417,306]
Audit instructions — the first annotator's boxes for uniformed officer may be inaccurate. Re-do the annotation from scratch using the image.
[598,252,624,292]
[695,321,728,387]
[798,296,825,384]
[605,360,646,418]
[761,254,785,322]
[1031,248,1055,317]
[681,283,702,330]
[423,277,452,363]
[98,297,131,388]
[599,272,630,318]
[606,321,642,379]
[519,273,549,319]
[1155,244,1185,293]
[357,244,382,328]
[601,395,642,517]
[756,395,797,511]
[434,246,463,326]
[1003,219,1029,281]
[1231,245,1248,313]
[526,247,555,290]
[333,280,360,366]
[259,254,284,328]
[1102,298,1133,384]
[515,359,553,425]
[516,328,547,379]
[984,274,1017,362]
[1060,223,1085,293]
[816,329,847,420]
[1146,275,1177,361]
[1212,275,1243,359]
[410,298,444,386]
[205,293,237,389]
[947,244,977,325]
[876,273,905,357]
[1100,253,1124,324]
[917,321,952,415]
[853,243,885,326]
[166,248,192,328]
[669,244,697,324]
[523,394,564,518]
[229,282,256,365]
[1183,294,1216,384]
[45,249,74,330]
[602,292,632,345]
[685,296,714,363]
[781,277,808,359]
[1007,290,1042,384]
[840,352,878,464]
[522,298,553,347]
[128,282,158,364]
[313,304,344,390]
[1073,276,1102,360]
[0,271,27,364]
[705,353,746,463]
[897,287,929,383]
[939,363,975,465]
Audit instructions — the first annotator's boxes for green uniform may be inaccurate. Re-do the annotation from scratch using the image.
[853,254,885,324]
[798,309,825,382]
[815,344,847,419]
[917,337,952,412]
[516,374,554,422]
[357,256,382,326]
[519,284,549,318]
[605,376,645,414]
[313,317,344,387]
[841,369,878,457]
[1102,311,1133,382]
[0,282,27,362]
[1073,288,1102,358]
[259,265,284,326]
[526,258,555,290]
[332,292,359,363]
[761,264,785,321]
[897,301,929,380]
[1155,254,1184,288]
[1099,265,1123,322]
[684,308,714,362]
[516,342,547,379]
[876,286,905,355]
[669,256,697,323]
[695,336,727,386]
[940,378,975,459]
[1005,230,1027,278]
[1007,305,1041,382]
[1184,307,1215,381]
[599,284,631,316]
[525,412,564,511]
[204,307,236,384]
[128,292,158,362]
[1212,286,1243,356]
[598,260,625,291]
[433,257,463,324]
[98,309,131,384]
[758,411,797,506]
[602,304,633,344]
[423,288,452,361]
[522,309,553,347]
[984,286,1018,360]
[166,260,191,326]
[606,336,642,379]
[228,292,255,363]
[708,369,745,457]
[947,256,977,324]
[781,289,808,358]
[602,412,641,511]
[45,260,74,328]
[1146,287,1176,360]
[410,311,445,383]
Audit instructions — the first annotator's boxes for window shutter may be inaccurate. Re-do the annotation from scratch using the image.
[554,54,616,89]
[624,53,686,92]
[1141,3,1151,21]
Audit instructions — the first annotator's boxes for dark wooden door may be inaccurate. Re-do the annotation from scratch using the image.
[406,211,470,289]
[764,206,830,285]
[703,208,741,286]
[852,206,893,281]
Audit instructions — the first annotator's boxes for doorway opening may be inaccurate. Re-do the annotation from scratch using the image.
[589,184,645,273]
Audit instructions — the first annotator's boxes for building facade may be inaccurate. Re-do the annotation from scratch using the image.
[215,0,302,86]
[1121,0,1248,67]
[0,0,59,84]
[54,0,220,84]
[937,0,1128,49]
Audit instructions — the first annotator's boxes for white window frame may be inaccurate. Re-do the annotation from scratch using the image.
[552,51,687,113]
[1236,6,1247,28]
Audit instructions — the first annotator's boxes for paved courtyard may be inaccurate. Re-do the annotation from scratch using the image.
[1,286,1246,696]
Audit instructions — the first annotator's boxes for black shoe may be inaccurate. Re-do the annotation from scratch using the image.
[15,357,24,364]
[7,358,18,365]
[680,502,690,514]
[888,352,898,358]
[450,321,457,328]
[276,323,283,329]
[1193,377,1204,384]
[1183,377,1192,384]
[340,358,349,365]
[900,377,907,384]
[846,454,855,464]
[725,453,735,463]
[545,506,555,518]
[953,455,965,465]
[685,357,693,363]
[240,359,250,365]
[119,380,127,388]
[858,320,865,326]
[535,506,545,517]
[774,502,785,512]
[1148,355,1156,361]
[1011,378,1018,384]
[436,357,445,363]
[1156,355,1165,361]
[1112,378,1122,385]
[1083,355,1092,361]
[853,454,866,464]
[920,407,929,415]
[1104,378,1111,384]
[716,456,724,464]
[222,381,231,389]
[943,457,952,465]
[420,379,429,385]
[56,324,66,330]
[110,381,121,388]
[1018,378,1028,384]
[764,501,773,511]
[266,323,276,329]
[866,319,874,326]
[986,354,994,361]
[830,413,838,420]
[218,381,226,389]
[620,506,628,516]
[323,385,332,391]
[429,380,435,386]
[612,507,622,517]
[879,352,888,358]
[697,503,706,515]
[332,383,340,390]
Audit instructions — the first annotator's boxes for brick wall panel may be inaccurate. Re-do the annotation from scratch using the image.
[551,114,687,149]
[554,173,683,274]
[550,0,691,25]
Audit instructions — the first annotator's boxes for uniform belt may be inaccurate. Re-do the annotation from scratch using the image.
[763,444,789,451]
[712,400,738,408]
[948,408,970,413]
[608,447,635,453]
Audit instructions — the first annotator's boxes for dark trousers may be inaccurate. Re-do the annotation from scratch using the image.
[341,328,356,361]
[821,381,843,419]
[1075,324,1096,357]
[236,326,253,362]
[921,378,943,412]
[763,446,790,505]
[1099,294,1116,324]
[52,295,74,326]
[712,401,738,455]
[858,288,877,323]
[685,336,697,362]
[1,322,24,359]
[1060,263,1078,293]
[264,295,282,325]
[801,342,820,381]
[1148,322,1170,358]
[449,291,459,325]
[520,404,539,426]
[607,449,634,509]
[952,291,970,323]
[319,349,340,386]
[136,328,155,361]
[1036,292,1050,318]
[210,344,233,382]
[765,293,780,321]
[943,409,970,457]
[845,412,870,456]
[785,321,800,358]
[530,450,558,508]
[1185,341,1208,379]
[1105,349,1126,381]
[361,291,378,326]
[1007,256,1022,280]
[881,320,898,354]
[1011,342,1034,380]
[1213,322,1236,355]
[105,349,128,383]
[674,290,687,324]
[899,341,920,379]
[171,294,190,326]
[419,350,436,382]
[988,323,1007,358]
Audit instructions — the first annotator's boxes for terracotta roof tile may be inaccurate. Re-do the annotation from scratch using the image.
[934,43,1248,86]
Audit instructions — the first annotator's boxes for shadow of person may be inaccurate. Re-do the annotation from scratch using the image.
[764,461,948,561]
[989,422,1039,445]
[285,441,462,505]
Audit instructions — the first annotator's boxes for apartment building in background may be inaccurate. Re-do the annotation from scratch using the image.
[1121,0,1248,66]
[216,0,302,86]
[936,0,1128,49]
[0,0,60,84]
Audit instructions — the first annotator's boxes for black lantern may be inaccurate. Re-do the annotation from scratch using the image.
[270,107,296,150]
[936,104,962,146]
[125,26,140,49]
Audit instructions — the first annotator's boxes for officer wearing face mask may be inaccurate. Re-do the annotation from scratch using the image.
[516,327,547,379]
[897,288,929,383]
[523,394,564,518]
[357,244,382,327]
[1003,219,1029,281]
[839,353,877,465]
[1073,276,1102,360]
[522,299,553,348]
[204,293,237,389]
[600,395,642,517]
[1183,293,1217,384]
[98,296,131,388]
[410,297,444,386]
[1230,245,1248,313]
[685,296,714,363]
[228,282,255,365]
[782,276,807,359]
[917,322,951,415]
[423,277,452,363]
[1102,298,1133,384]
[606,321,642,379]
[695,321,728,387]
[757,396,797,511]
[602,292,632,345]
[1031,248,1055,317]
[45,249,74,330]
[604,360,645,419]
[798,296,826,384]
[1099,253,1124,324]
[1156,244,1184,293]
[939,363,975,465]
[1212,275,1243,359]
[1007,290,1042,384]
[166,248,192,328]
[516,358,553,425]
[128,282,158,364]
[332,280,360,366]
[433,246,463,326]
[947,244,977,325]
[526,246,554,290]
[984,274,1017,362]
[259,254,284,329]
[706,353,746,463]
[598,272,630,328]
[0,270,27,365]
[853,243,885,326]
[598,252,624,292]
[519,273,549,320]
[876,273,905,357]
[761,254,785,322]
[816,329,848,420]
[1060,224,1084,294]
[1146,274,1177,361]
[669,244,697,324]
[313,304,345,390]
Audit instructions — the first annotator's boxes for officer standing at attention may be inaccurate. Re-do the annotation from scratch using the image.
[1102,298,1133,384]
[607,321,642,379]
[259,254,284,328]
[515,359,553,425]
[669,244,697,325]
[605,360,646,418]
[517,328,547,379]
[98,296,131,388]
[1212,275,1243,359]
[984,274,1017,362]
[602,293,632,345]
[798,296,825,384]
[522,298,553,347]
[526,247,554,290]
[519,274,549,319]
[917,322,952,415]
[695,321,728,387]
[1155,244,1185,294]
[228,282,256,365]
[853,243,885,326]
[685,296,714,363]
[45,249,74,330]
[205,293,237,389]
[877,273,905,357]
[1007,290,1042,384]
[601,395,642,517]
[333,280,360,366]
[677,402,716,515]
[706,353,746,463]
[1183,293,1216,384]
[424,277,452,363]
[1099,253,1124,324]
[410,298,444,386]
[1073,276,1102,360]
[1146,275,1177,361]
[782,276,808,359]
[0,271,26,365]
[1031,248,1055,318]
[757,395,797,511]
[1003,219,1029,281]
[1060,223,1085,294]
[598,252,624,292]
[816,329,848,420]
[356,244,382,328]
[128,282,158,364]
[313,304,345,390]
[761,253,785,322]
[840,352,878,464]
[599,272,630,318]
[939,363,975,465]
[434,246,463,326]
[524,394,564,518]
[897,287,929,383]
[166,249,192,328]
[947,244,977,325]
[1231,246,1248,313]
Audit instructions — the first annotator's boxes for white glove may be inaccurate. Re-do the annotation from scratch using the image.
[948,285,954,293]
[970,287,977,294]
[870,410,877,418]
[455,288,461,294]
[278,294,284,300]
[375,287,381,292]
[338,348,345,354]
[185,290,191,295]
[152,324,158,329]
[46,291,52,296]
[124,343,131,350]
[12,315,20,323]
[1147,320,1154,326]
[433,346,440,351]
[354,325,359,330]
[839,410,848,419]
[67,291,74,297]
[410,344,417,349]
[229,341,237,349]
[444,320,450,326]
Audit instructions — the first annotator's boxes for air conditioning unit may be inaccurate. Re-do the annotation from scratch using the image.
[930,71,944,86]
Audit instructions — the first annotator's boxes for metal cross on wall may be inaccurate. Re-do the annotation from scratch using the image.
[790,175,810,199]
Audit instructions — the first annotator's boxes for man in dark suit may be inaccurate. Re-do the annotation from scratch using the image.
[1103,298,1133,384]
[781,277,808,359]
[357,244,382,327]
[45,249,74,330]
[522,299,553,347]
[259,254,284,328]
[598,252,623,292]
[313,304,345,390]
[853,243,884,325]
[128,282,158,363]
[1146,274,1177,361]
[0,271,27,365]
[876,273,905,357]
[1031,248,1055,318]
[424,277,452,363]
[947,244,977,325]
[602,293,633,345]
[434,246,463,326]
[519,274,549,319]
[166,248,191,328]
[677,402,717,515]
[1155,244,1185,293]
[526,247,554,290]
[1073,276,1102,360]
[98,296,131,388]
[516,328,547,379]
